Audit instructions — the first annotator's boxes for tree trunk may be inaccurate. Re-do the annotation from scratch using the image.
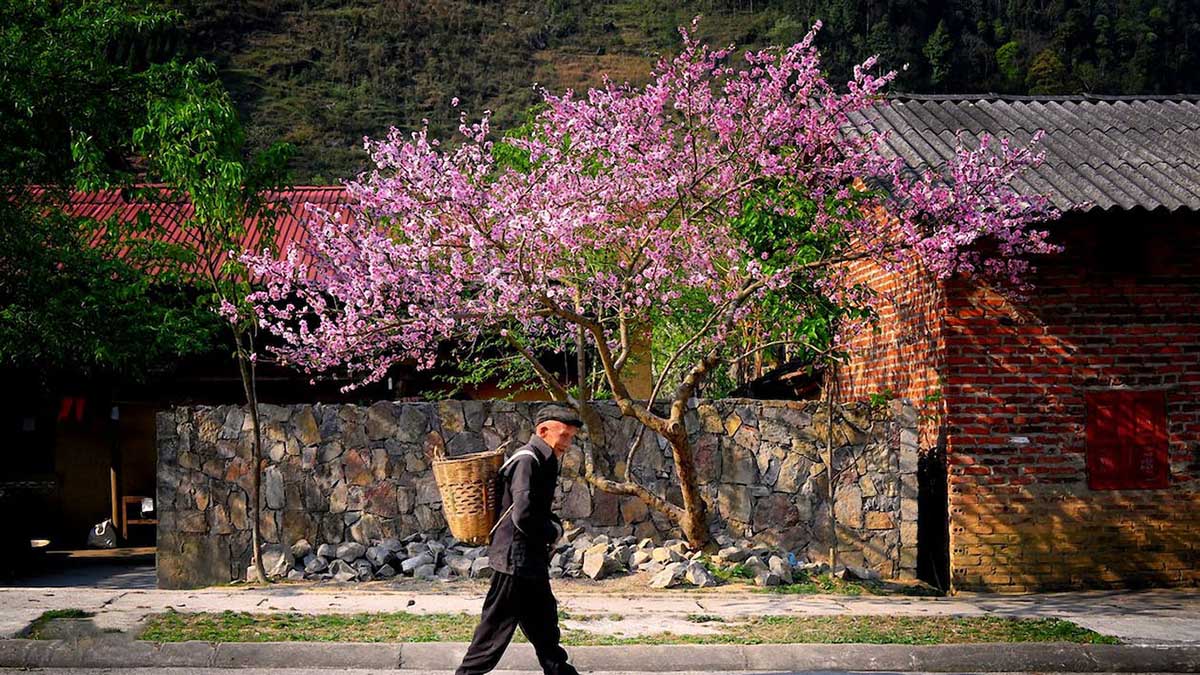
[666,433,711,550]
[575,400,704,540]
[518,324,711,549]
[235,331,268,585]
[825,382,837,571]
[578,399,711,549]
[574,400,608,476]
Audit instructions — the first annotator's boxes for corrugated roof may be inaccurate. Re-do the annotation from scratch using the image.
[28,185,351,274]
[847,94,1200,212]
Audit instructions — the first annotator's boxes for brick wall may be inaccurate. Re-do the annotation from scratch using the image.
[838,212,1200,592]
[940,213,1200,591]
[835,257,948,448]
[834,256,950,588]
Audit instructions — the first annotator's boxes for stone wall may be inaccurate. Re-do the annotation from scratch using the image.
[156,399,919,588]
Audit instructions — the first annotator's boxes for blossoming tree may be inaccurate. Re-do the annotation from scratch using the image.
[245,21,1058,548]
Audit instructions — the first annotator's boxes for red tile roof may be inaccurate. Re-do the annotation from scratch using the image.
[28,185,351,275]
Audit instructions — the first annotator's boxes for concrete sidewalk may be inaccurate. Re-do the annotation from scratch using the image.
[2,636,1199,672]
[2,581,1200,646]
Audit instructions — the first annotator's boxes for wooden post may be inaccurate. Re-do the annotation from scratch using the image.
[109,403,121,541]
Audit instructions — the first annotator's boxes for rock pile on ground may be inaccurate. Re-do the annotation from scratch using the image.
[546,530,881,589]
[252,533,494,583]
[252,529,883,588]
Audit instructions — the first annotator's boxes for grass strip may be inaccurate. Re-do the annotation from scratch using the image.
[24,609,94,639]
[138,610,1118,645]
[698,559,943,597]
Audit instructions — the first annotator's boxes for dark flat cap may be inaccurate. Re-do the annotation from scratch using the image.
[535,404,583,428]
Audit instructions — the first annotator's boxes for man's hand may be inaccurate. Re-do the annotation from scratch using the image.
[547,514,565,554]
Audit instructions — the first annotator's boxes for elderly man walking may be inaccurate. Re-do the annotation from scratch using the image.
[455,405,583,675]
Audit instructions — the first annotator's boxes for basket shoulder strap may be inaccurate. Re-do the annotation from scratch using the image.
[489,503,515,537]
[499,448,539,472]
[489,448,540,539]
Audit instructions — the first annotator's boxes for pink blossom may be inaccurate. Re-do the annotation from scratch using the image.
[243,20,1057,390]
[217,298,241,325]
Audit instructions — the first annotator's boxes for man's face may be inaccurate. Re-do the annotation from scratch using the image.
[536,420,578,456]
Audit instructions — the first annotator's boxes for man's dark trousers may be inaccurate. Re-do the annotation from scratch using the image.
[454,570,578,675]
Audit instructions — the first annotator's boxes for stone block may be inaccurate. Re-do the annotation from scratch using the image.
[619,496,649,523]
[401,552,435,574]
[724,413,742,436]
[365,402,399,441]
[582,544,620,580]
[558,446,584,476]
[157,532,233,588]
[445,554,474,577]
[446,431,484,456]
[834,484,864,529]
[684,561,718,587]
[717,546,750,563]
[350,512,384,543]
[559,483,592,519]
[328,482,349,514]
[470,556,493,579]
[724,441,758,485]
[261,544,293,579]
[280,510,313,546]
[649,562,687,588]
[319,514,344,544]
[753,493,799,532]
[754,569,781,586]
[328,559,356,582]
[768,555,793,584]
[336,542,366,562]
[860,475,879,498]
[651,547,683,563]
[414,504,445,531]
[718,484,753,523]
[591,489,621,527]
[387,405,424,443]
[416,478,441,505]
[264,466,285,510]
[732,424,759,452]
[866,512,894,530]
[693,435,722,483]
[343,448,373,487]
[759,418,793,446]
[397,486,416,514]
[697,403,723,433]
[364,482,399,518]
[318,440,345,463]
[775,453,810,494]
[438,401,465,434]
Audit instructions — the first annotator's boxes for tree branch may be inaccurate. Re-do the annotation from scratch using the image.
[612,311,631,373]
[501,331,576,406]
[536,293,667,434]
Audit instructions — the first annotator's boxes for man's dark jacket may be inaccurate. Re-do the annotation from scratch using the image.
[488,436,564,578]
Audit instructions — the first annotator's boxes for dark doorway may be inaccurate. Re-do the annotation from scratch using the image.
[917,438,950,591]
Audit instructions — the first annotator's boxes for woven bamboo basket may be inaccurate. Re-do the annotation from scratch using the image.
[431,443,509,545]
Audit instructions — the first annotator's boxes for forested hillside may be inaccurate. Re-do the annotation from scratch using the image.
[170,0,1200,182]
